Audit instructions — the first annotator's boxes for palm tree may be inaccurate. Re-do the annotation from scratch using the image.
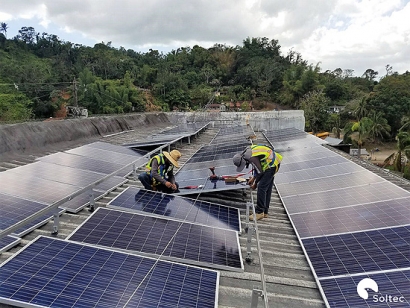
[354,95,370,121]
[351,117,373,156]
[0,22,9,38]
[368,111,391,142]
[399,115,410,132]
[392,132,410,172]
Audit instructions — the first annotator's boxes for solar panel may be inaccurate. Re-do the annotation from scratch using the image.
[86,141,142,156]
[320,270,410,307]
[107,186,241,231]
[303,225,410,278]
[0,236,219,308]
[68,207,243,272]
[7,161,107,187]
[0,193,48,231]
[281,181,410,215]
[290,197,410,238]
[276,171,385,198]
[12,209,65,237]
[65,146,142,165]
[0,235,20,254]
[275,162,364,184]
[60,190,105,213]
[0,171,81,205]
[38,152,132,177]
[278,155,347,172]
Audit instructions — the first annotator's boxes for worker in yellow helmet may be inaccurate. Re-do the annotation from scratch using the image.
[233,144,282,221]
[138,150,182,193]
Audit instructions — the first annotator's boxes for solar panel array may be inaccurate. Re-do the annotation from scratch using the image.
[0,142,143,246]
[265,128,410,307]
[107,186,241,231]
[0,235,20,254]
[68,207,243,272]
[176,125,255,195]
[0,236,219,308]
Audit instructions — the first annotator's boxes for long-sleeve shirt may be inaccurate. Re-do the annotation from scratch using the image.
[150,158,175,185]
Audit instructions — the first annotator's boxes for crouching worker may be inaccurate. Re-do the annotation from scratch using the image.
[138,150,181,193]
[233,144,282,221]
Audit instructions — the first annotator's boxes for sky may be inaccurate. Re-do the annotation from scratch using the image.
[1,0,409,78]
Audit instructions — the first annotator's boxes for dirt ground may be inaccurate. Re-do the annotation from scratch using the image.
[362,142,397,165]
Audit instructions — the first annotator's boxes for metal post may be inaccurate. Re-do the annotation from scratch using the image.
[51,207,60,235]
[88,189,95,212]
[251,289,263,308]
[133,163,136,181]
[245,202,253,262]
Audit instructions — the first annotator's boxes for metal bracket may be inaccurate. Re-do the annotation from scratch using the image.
[51,207,60,235]
[251,289,267,308]
[88,189,96,212]
[245,202,254,262]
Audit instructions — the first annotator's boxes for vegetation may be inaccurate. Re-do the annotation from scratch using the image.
[0,24,409,149]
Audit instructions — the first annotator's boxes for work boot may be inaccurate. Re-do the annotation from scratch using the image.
[249,213,264,221]
[264,213,268,218]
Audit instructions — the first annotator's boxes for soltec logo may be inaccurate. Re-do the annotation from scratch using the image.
[357,278,406,304]
[357,278,378,299]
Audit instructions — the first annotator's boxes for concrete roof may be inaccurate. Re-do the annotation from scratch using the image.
[1,116,409,308]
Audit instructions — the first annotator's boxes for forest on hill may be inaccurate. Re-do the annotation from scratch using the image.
[0,25,410,149]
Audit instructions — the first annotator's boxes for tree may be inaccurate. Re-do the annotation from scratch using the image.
[300,89,330,134]
[386,131,410,172]
[0,22,8,38]
[368,111,391,142]
[351,117,373,156]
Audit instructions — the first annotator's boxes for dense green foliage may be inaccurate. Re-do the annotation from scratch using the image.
[0,26,409,144]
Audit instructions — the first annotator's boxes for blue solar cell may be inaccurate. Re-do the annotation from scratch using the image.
[108,186,240,231]
[0,193,48,230]
[68,207,243,271]
[0,235,20,253]
[303,225,410,278]
[320,270,410,307]
[290,197,410,238]
[0,236,219,308]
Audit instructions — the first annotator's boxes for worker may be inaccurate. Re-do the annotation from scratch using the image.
[233,144,282,221]
[138,150,182,193]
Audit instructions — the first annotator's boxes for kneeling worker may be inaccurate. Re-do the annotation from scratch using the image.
[233,144,282,221]
[138,150,182,193]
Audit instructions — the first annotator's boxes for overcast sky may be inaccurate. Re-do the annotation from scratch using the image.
[1,0,409,78]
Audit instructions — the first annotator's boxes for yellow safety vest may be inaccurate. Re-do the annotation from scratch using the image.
[145,154,174,179]
[251,145,282,173]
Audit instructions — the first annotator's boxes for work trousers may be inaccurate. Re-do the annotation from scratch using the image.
[255,167,275,214]
[138,172,179,193]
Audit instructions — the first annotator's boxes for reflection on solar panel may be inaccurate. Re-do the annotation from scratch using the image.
[290,197,410,238]
[278,155,347,172]
[68,207,243,272]
[0,235,20,254]
[320,270,410,307]
[282,181,410,214]
[303,225,410,278]
[275,162,363,184]
[86,141,141,156]
[7,161,107,187]
[66,146,142,165]
[0,193,48,231]
[38,152,132,177]
[277,171,385,197]
[0,236,219,308]
[107,186,241,231]
[12,209,65,237]
[0,171,80,205]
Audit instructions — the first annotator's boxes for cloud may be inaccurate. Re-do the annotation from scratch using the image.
[0,0,409,76]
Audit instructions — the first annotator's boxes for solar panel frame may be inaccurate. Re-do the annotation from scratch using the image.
[0,236,220,308]
[290,197,410,238]
[107,186,241,231]
[0,235,21,254]
[12,209,65,237]
[67,207,244,272]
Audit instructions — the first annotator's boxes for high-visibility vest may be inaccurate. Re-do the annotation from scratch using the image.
[145,154,174,179]
[251,145,282,173]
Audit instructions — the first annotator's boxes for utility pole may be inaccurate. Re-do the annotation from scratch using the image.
[73,77,78,107]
